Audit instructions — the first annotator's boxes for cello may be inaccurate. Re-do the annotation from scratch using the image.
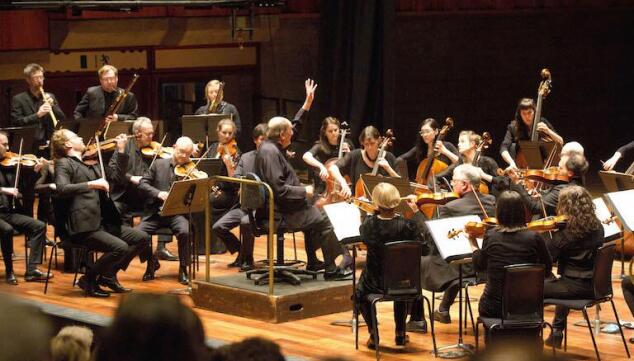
[354,129,395,198]
[471,132,493,194]
[316,122,351,208]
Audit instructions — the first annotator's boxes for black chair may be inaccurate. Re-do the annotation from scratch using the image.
[354,240,437,360]
[474,264,553,354]
[241,173,317,286]
[544,243,630,360]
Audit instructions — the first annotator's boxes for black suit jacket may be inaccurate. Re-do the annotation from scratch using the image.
[437,191,497,219]
[109,138,149,204]
[11,91,66,144]
[138,158,178,214]
[54,152,129,236]
[73,86,138,121]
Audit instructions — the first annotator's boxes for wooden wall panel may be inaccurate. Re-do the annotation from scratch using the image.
[0,10,49,50]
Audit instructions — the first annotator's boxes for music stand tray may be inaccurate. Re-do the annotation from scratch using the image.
[518,140,558,169]
[599,171,634,192]
[160,178,209,217]
[360,174,412,215]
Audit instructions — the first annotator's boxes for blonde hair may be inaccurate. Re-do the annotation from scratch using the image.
[371,182,400,210]
[98,65,118,78]
[205,79,221,104]
[458,130,481,145]
[216,118,236,135]
[50,326,93,361]
[51,129,72,159]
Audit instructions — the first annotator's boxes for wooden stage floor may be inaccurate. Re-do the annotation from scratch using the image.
[1,226,633,361]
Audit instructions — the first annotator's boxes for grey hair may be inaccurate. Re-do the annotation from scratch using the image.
[267,116,292,141]
[132,117,153,134]
[453,163,481,187]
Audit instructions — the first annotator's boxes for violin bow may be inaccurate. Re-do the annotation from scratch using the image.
[12,138,24,209]
[149,134,168,170]
[471,184,490,219]
[95,135,110,198]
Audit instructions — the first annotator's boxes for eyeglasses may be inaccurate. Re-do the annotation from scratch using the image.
[451,178,468,184]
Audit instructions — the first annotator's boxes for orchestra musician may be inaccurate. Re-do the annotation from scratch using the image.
[500,98,563,171]
[329,126,400,199]
[74,65,138,121]
[136,136,197,285]
[11,63,66,156]
[52,129,151,297]
[195,79,241,136]
[212,123,268,271]
[356,182,427,349]
[543,186,603,349]
[0,132,50,285]
[603,140,634,171]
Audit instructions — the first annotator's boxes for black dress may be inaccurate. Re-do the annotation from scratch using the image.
[334,149,398,191]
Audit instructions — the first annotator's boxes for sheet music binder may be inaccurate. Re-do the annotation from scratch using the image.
[605,189,634,232]
[323,201,362,245]
[426,215,482,262]
[593,197,622,242]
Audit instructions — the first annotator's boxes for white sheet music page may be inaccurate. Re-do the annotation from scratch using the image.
[426,215,482,261]
[323,202,362,241]
[594,197,621,239]
[606,189,634,232]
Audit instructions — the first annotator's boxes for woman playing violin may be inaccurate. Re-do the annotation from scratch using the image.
[543,186,604,349]
[302,117,353,197]
[207,118,241,177]
[500,98,563,171]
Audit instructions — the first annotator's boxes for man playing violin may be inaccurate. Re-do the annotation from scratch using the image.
[136,136,196,284]
[52,129,151,297]
[74,65,138,122]
[0,131,50,285]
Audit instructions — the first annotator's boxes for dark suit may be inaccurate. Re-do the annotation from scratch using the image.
[109,138,150,224]
[54,152,150,280]
[73,86,138,121]
[11,90,66,152]
[136,158,191,268]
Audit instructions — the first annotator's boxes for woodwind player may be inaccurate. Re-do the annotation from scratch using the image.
[74,65,138,122]
[194,80,241,136]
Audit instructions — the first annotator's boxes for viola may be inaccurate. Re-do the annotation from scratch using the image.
[0,152,41,168]
[521,167,570,184]
[448,218,498,239]
[348,197,378,214]
[83,135,134,159]
[414,191,460,207]
[526,215,568,232]
[141,141,174,159]
[174,161,208,180]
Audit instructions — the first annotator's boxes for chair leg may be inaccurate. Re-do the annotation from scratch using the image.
[422,296,437,357]
[543,322,556,357]
[24,235,29,271]
[582,307,601,361]
[610,299,631,358]
[292,232,298,261]
[371,300,380,361]
[354,300,359,350]
[73,248,86,287]
[43,243,56,294]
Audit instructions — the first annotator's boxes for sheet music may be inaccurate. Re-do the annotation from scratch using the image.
[593,197,621,239]
[323,202,362,241]
[605,189,634,232]
[426,215,482,261]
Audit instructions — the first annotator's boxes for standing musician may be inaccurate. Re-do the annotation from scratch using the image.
[11,63,66,156]
[212,123,268,271]
[74,65,138,121]
[329,126,400,200]
[396,118,459,183]
[543,186,603,349]
[302,116,353,200]
[136,137,197,285]
[0,132,50,285]
[603,140,634,171]
[52,129,151,297]
[194,79,241,136]
[500,98,563,171]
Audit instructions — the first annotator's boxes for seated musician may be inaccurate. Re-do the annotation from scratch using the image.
[302,117,353,201]
[136,136,196,285]
[412,164,496,326]
[73,65,138,121]
[500,98,563,171]
[396,118,459,182]
[194,79,241,136]
[255,116,352,279]
[329,126,400,199]
[511,153,588,217]
[603,140,634,171]
[543,186,603,348]
[0,132,49,285]
[52,129,150,297]
[212,123,267,271]
[356,182,426,349]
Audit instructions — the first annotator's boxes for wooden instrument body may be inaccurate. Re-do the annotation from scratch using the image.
[354,129,395,199]
[142,141,174,159]
[0,152,39,168]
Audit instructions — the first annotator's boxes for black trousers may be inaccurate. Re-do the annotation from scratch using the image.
[0,210,46,272]
[356,278,407,339]
[136,214,190,268]
[212,207,254,260]
[622,277,634,318]
[544,275,594,330]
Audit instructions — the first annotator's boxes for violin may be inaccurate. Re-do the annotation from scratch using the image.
[216,139,239,166]
[83,135,134,159]
[414,191,460,207]
[519,167,570,184]
[348,197,378,214]
[0,152,41,168]
[448,218,499,239]
[526,215,568,233]
[141,141,174,159]
[174,161,208,180]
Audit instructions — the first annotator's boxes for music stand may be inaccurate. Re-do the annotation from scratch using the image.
[599,171,634,193]
[193,158,223,178]
[161,178,209,294]
[426,215,482,358]
[182,114,231,144]
[3,126,36,154]
[360,174,413,216]
[517,140,559,168]
[104,121,131,138]
[77,120,101,141]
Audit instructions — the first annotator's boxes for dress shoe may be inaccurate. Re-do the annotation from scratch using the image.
[5,272,18,285]
[366,336,377,350]
[77,276,110,298]
[157,248,178,261]
[545,330,563,349]
[395,334,410,346]
[433,310,451,324]
[324,267,353,281]
[227,254,242,268]
[239,261,254,272]
[98,276,132,293]
[629,337,634,344]
[142,258,160,281]
[25,269,53,282]
[306,260,326,272]
[178,267,189,285]
[406,320,428,334]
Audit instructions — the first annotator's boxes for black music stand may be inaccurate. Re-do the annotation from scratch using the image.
[161,178,209,294]
[77,120,101,141]
[103,121,131,138]
[2,126,36,154]
[360,174,413,215]
[517,140,559,168]
[193,158,222,177]
[599,171,634,193]
[181,114,231,144]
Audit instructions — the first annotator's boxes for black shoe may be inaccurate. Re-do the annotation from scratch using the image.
[77,276,110,298]
[306,260,326,272]
[366,336,377,350]
[324,267,353,281]
[98,276,132,293]
[5,272,18,285]
[142,257,160,281]
[239,261,254,272]
[629,337,634,344]
[45,239,56,247]
[227,254,242,268]
[142,269,154,281]
[25,269,53,282]
[406,320,428,334]
[433,310,451,324]
[178,267,189,285]
[545,330,563,349]
[157,248,178,261]
[395,334,410,346]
